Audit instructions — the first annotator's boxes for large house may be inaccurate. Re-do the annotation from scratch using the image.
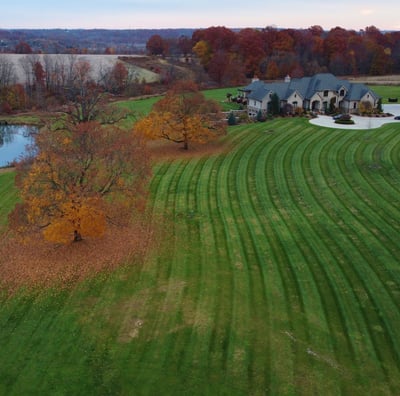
[241,73,380,117]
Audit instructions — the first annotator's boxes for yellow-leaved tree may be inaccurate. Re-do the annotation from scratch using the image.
[10,121,151,244]
[135,80,226,150]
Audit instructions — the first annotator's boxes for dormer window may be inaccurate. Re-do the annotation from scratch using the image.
[340,89,345,96]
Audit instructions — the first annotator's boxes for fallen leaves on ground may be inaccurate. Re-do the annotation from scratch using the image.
[0,217,157,295]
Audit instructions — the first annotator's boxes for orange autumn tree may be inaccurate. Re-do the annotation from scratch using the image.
[10,121,151,244]
[135,80,226,150]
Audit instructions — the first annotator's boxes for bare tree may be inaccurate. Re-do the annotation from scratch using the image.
[0,55,16,89]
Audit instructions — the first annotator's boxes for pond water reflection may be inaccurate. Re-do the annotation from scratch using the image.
[0,125,37,167]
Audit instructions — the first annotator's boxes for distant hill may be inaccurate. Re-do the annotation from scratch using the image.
[0,29,196,54]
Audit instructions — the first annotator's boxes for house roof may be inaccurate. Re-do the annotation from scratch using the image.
[243,73,379,103]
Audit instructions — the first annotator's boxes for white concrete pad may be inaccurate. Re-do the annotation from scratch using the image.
[309,104,400,130]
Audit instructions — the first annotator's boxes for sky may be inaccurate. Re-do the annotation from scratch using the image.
[2,0,399,31]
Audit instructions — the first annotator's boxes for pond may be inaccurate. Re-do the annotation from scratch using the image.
[0,125,37,168]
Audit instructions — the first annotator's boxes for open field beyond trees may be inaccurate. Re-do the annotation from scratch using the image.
[1,54,161,84]
[1,89,400,394]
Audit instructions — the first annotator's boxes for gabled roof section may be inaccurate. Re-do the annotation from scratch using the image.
[241,79,265,93]
[286,77,311,98]
[345,83,379,101]
[248,85,272,101]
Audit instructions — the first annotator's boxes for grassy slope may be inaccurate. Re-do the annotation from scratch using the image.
[117,86,242,121]
[1,105,400,394]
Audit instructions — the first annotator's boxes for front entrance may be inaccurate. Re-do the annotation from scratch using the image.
[311,100,321,111]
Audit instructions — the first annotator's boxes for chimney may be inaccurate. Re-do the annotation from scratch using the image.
[284,75,291,83]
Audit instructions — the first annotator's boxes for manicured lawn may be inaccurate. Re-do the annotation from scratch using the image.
[369,85,400,103]
[117,86,242,124]
[0,171,17,231]
[203,86,243,111]
[1,115,400,394]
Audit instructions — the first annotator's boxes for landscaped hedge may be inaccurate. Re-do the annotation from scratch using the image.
[335,119,355,125]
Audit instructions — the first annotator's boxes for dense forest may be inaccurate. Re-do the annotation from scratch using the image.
[184,25,400,84]
[1,25,400,114]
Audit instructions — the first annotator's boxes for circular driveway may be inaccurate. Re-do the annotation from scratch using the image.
[309,104,400,129]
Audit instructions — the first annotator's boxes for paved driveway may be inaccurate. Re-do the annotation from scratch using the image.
[309,104,400,130]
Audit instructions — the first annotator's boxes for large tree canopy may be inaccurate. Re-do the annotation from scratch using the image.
[135,80,226,150]
[10,121,151,244]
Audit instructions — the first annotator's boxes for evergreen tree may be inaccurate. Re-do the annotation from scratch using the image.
[270,93,280,115]
[377,98,383,113]
[227,111,237,125]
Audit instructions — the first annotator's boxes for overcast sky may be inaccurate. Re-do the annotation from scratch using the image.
[2,0,399,31]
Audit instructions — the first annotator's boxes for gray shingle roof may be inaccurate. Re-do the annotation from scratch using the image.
[243,73,379,103]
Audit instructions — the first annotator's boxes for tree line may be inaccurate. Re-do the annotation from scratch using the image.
[146,25,400,85]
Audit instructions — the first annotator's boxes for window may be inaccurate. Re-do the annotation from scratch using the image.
[324,90,329,97]
[340,89,345,96]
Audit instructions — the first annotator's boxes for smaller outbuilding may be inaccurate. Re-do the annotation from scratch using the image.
[240,73,380,118]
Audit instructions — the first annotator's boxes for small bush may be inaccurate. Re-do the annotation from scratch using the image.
[238,112,251,123]
[335,119,355,125]
[256,110,266,122]
[227,112,237,126]
[335,114,354,124]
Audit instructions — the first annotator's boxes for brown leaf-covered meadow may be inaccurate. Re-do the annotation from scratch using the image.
[0,216,158,294]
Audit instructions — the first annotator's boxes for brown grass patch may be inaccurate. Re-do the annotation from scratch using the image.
[346,74,400,85]
[0,215,158,295]
[0,167,15,174]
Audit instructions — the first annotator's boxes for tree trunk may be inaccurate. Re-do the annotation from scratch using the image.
[74,230,83,242]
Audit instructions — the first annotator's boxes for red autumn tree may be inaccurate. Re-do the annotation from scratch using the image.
[108,61,129,94]
[237,28,266,78]
[146,34,168,56]
[15,41,33,54]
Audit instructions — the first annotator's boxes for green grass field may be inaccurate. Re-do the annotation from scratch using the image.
[365,85,400,104]
[0,172,17,231]
[1,106,400,394]
[118,86,242,118]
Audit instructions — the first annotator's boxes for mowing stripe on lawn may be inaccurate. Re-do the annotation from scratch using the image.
[313,130,399,391]
[287,128,385,383]
[206,152,236,379]
[269,126,351,389]
[253,124,306,394]
[290,128,393,392]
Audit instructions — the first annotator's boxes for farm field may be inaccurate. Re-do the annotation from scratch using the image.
[1,109,400,394]
[0,54,160,84]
